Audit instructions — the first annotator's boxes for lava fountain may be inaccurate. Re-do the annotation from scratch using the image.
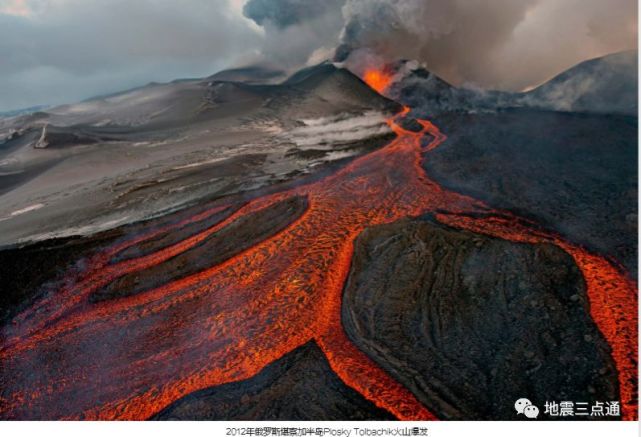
[0,78,637,420]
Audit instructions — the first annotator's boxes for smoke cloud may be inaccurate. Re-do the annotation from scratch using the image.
[244,0,343,28]
[242,0,345,68]
[0,0,636,112]
[336,0,638,91]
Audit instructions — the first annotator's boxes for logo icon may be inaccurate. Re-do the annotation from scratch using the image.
[515,398,539,419]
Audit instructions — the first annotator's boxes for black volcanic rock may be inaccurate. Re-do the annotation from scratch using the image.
[386,61,512,117]
[109,205,239,264]
[152,341,395,420]
[342,217,619,420]
[0,197,239,325]
[426,109,637,276]
[0,230,122,325]
[91,195,309,302]
[282,62,402,113]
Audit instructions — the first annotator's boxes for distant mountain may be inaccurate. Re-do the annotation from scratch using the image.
[0,62,400,247]
[0,105,49,118]
[520,50,637,115]
[380,51,637,117]
[208,66,286,84]
[3,63,397,129]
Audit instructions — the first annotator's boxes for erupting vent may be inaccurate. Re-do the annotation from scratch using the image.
[363,69,394,94]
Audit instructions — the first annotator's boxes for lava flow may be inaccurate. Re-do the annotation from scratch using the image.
[0,92,637,420]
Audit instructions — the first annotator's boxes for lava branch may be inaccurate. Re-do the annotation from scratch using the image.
[0,105,637,421]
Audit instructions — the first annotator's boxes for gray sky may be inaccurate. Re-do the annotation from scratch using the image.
[0,0,262,111]
[0,0,637,112]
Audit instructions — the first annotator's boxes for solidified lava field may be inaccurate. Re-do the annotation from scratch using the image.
[0,67,637,421]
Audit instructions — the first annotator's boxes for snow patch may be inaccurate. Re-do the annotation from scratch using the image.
[283,111,391,148]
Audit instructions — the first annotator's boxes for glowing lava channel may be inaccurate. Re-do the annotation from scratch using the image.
[0,99,636,421]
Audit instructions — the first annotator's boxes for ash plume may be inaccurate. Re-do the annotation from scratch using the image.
[1,0,636,112]
[335,0,637,92]
[243,0,346,68]
[243,0,344,28]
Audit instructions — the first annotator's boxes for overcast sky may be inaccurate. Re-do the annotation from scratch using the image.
[0,0,637,112]
[0,0,262,111]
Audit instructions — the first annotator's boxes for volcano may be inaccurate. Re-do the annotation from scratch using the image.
[0,63,398,247]
[0,59,637,421]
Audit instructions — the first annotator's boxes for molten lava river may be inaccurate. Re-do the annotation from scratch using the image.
[0,85,637,420]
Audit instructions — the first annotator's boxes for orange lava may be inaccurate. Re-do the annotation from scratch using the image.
[363,68,394,94]
[0,107,636,421]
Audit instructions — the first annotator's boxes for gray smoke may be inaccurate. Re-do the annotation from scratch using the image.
[244,0,343,28]
[336,0,637,91]
[0,0,636,112]
[243,0,345,68]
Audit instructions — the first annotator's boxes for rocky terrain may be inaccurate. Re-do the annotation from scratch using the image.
[341,216,620,420]
[384,51,638,276]
[153,342,393,420]
[92,195,308,301]
[426,109,637,276]
[0,53,636,421]
[0,63,398,247]
[520,50,637,115]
